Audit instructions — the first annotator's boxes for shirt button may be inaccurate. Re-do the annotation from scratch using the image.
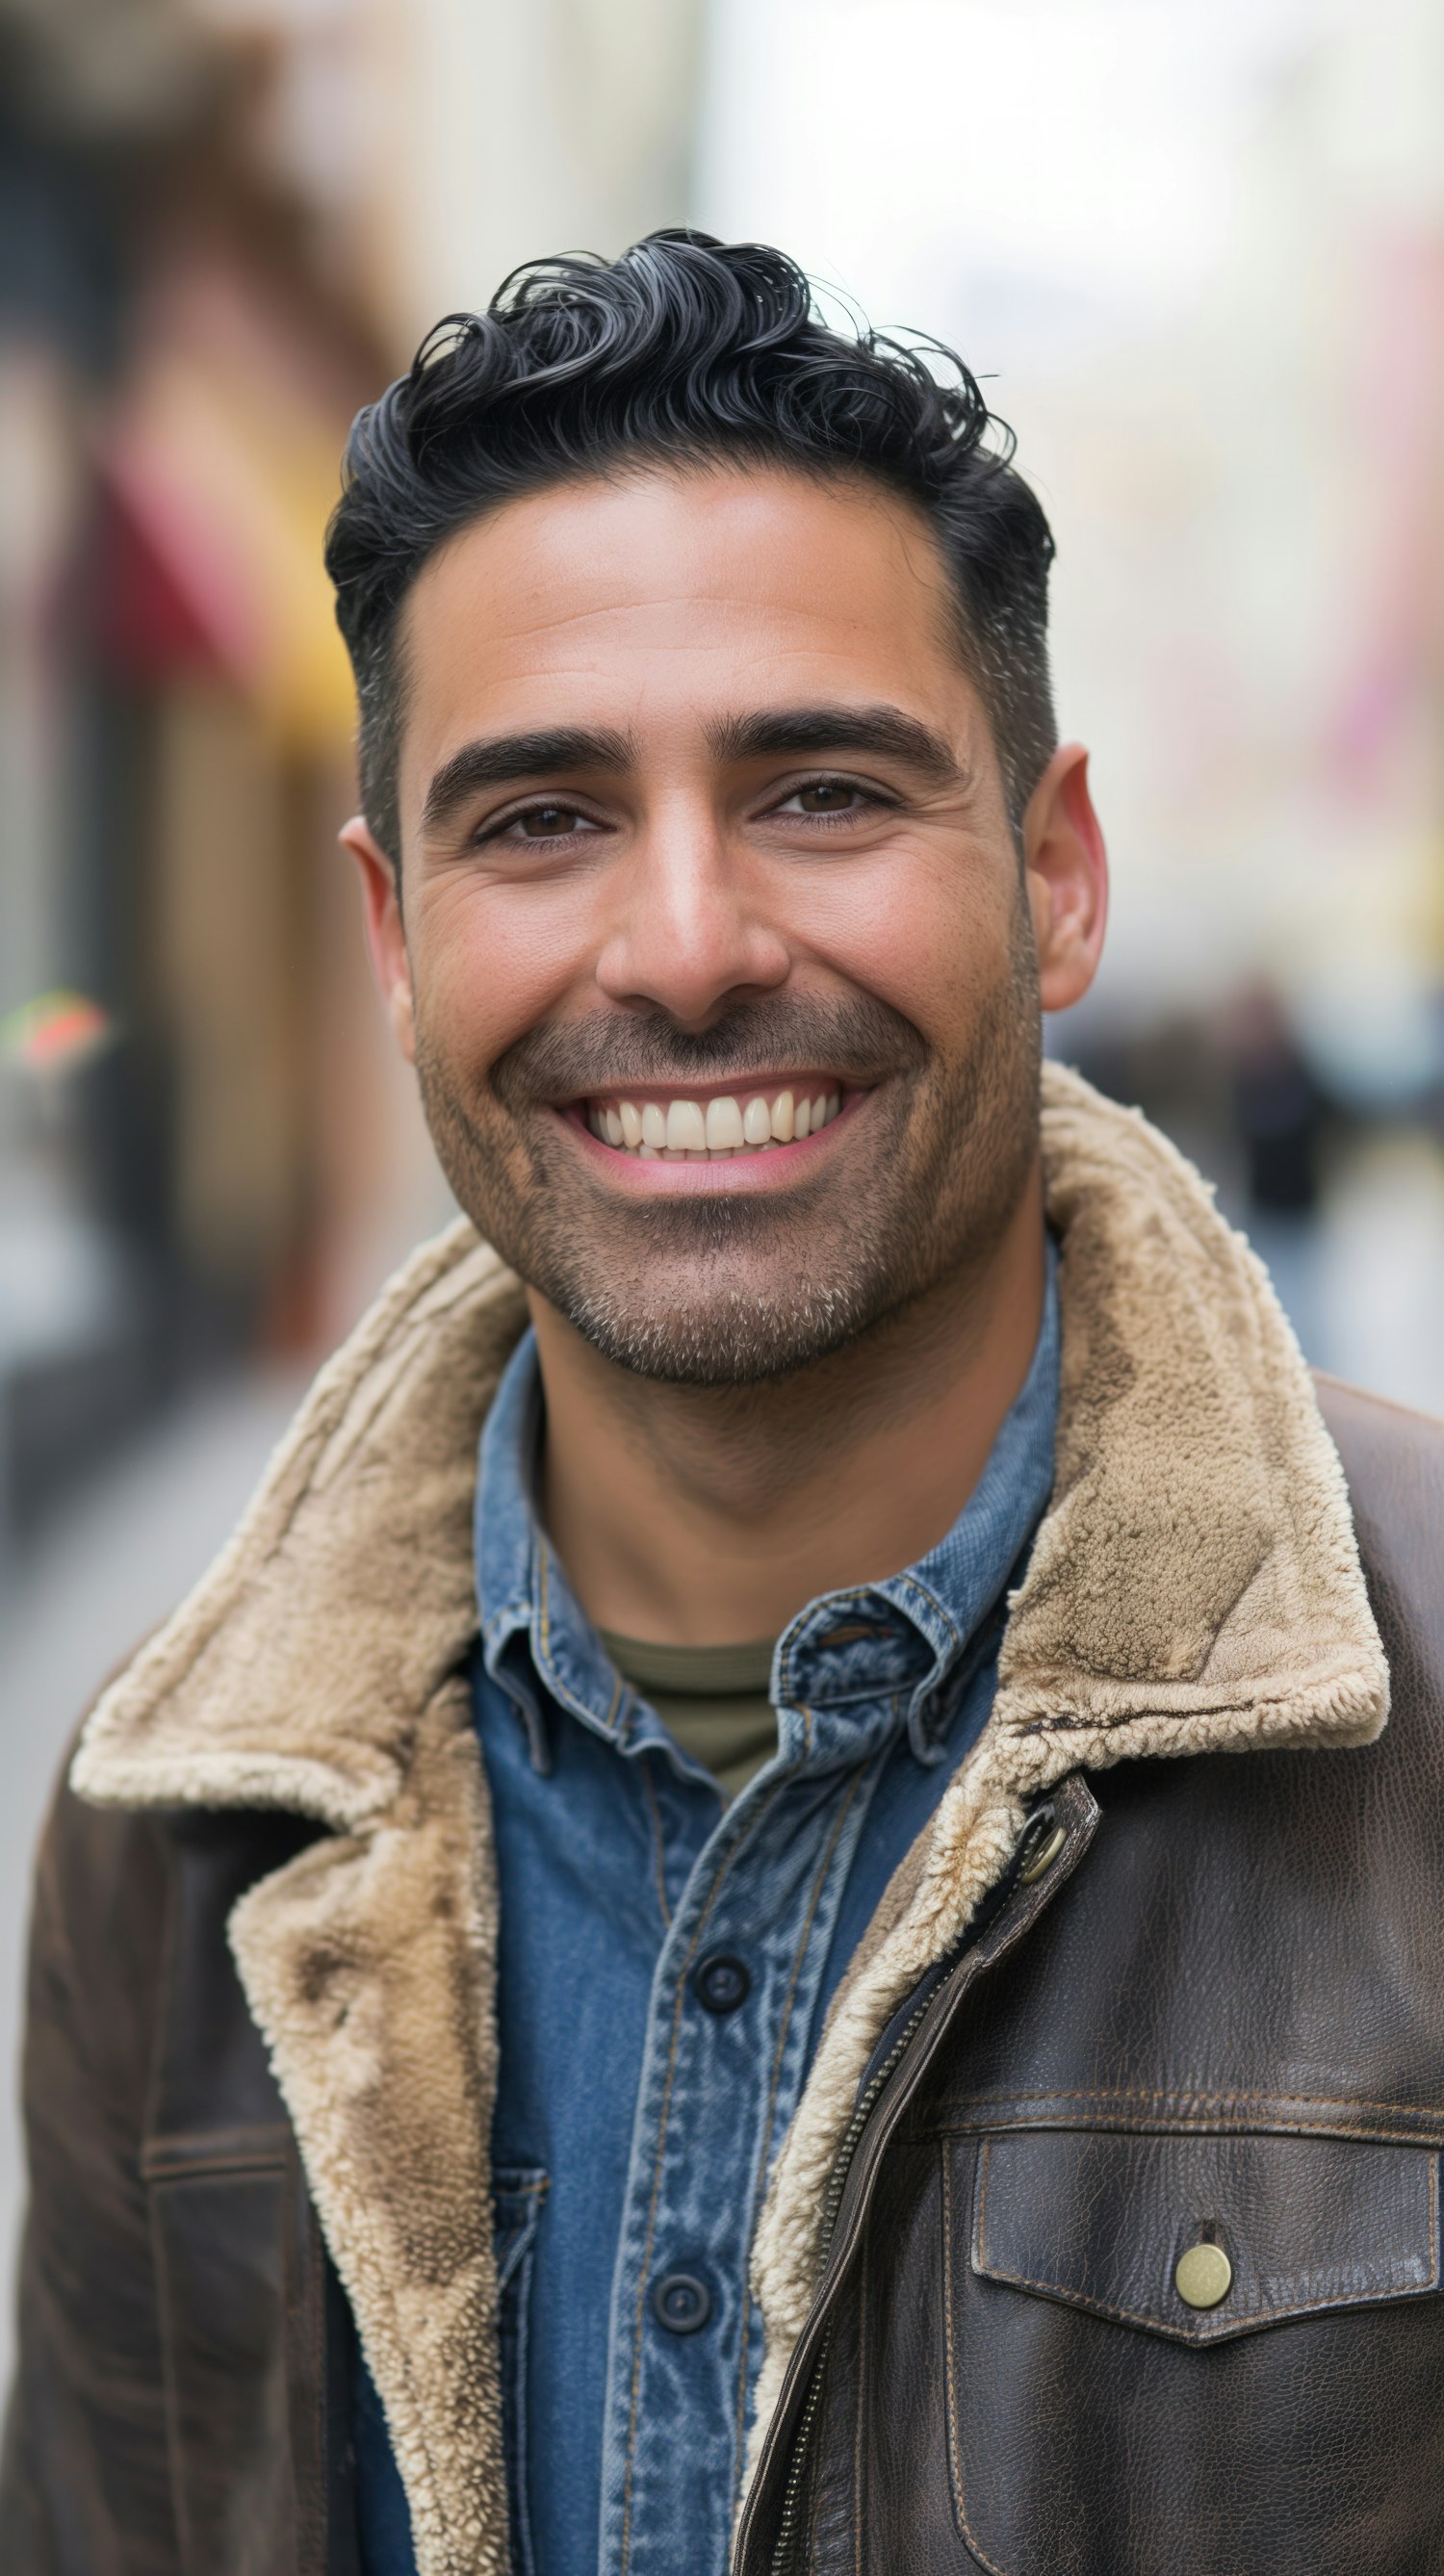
[694,1952,751,2014]
[652,2272,712,2334]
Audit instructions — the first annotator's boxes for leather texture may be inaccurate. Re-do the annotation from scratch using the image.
[0,1797,359,2576]
[3,1375,1442,2576]
[737,1377,1444,2576]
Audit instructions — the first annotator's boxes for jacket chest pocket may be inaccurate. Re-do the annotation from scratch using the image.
[945,2128,1442,2576]
[143,2130,313,2576]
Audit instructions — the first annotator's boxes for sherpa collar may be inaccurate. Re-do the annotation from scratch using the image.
[71,1064,1388,2576]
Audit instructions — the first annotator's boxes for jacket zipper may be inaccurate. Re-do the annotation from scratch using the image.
[767,1979,941,2573]
[754,1789,1097,2576]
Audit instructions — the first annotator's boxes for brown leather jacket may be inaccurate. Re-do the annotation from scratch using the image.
[737,1376,1444,2576]
[3,1070,1440,2576]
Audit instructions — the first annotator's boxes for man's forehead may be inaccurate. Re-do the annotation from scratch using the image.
[397,462,974,788]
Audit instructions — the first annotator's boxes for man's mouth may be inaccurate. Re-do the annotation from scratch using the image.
[577,1078,852,1161]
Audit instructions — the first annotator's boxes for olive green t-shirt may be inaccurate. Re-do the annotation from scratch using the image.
[599,1631,777,1801]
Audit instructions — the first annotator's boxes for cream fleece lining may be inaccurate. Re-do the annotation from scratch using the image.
[71,1066,1387,2574]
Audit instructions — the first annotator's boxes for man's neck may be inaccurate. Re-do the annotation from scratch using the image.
[529,1164,1048,1647]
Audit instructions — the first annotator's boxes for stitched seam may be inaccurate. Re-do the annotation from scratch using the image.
[914,2113,1444,2150]
[509,2230,540,2576]
[890,1569,965,1652]
[944,2145,1010,2576]
[617,1779,789,2573]
[731,1775,863,2502]
[639,1761,672,1930]
[925,2083,1444,2120]
[911,2112,1444,2153]
[142,2124,293,2178]
[480,1591,532,1653]
[144,2151,289,2182]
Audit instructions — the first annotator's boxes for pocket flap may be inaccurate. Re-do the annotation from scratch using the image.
[972,2130,1439,2345]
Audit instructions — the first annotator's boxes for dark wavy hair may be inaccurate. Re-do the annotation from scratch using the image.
[325,230,1058,863]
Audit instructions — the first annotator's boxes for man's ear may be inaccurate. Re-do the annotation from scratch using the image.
[341,818,415,1063]
[1020,744,1109,1014]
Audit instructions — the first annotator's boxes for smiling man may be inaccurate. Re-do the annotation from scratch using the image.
[7,234,1444,2576]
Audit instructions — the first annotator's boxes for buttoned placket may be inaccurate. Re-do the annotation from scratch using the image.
[483,1529,975,2576]
[456,1256,1059,2576]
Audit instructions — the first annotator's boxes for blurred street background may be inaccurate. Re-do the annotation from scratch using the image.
[2,0,1442,2371]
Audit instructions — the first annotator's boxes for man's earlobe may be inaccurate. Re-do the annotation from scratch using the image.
[340,815,417,1065]
[385,970,416,1060]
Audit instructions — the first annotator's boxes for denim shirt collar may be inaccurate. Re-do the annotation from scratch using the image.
[476,1242,1059,1780]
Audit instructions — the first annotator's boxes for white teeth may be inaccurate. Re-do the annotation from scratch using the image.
[586,1082,850,1160]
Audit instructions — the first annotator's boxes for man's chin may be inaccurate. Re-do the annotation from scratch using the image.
[547,1271,887,1387]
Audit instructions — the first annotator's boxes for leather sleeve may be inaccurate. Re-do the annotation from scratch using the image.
[0,1768,181,2574]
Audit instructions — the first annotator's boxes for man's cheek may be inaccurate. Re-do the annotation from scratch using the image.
[419,952,519,1075]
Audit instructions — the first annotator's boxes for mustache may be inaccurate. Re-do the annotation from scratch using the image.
[490,995,928,1109]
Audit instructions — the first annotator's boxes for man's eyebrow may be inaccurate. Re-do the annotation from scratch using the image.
[706,704,964,785]
[421,726,634,835]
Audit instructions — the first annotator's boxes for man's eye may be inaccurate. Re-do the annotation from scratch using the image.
[512,804,590,838]
[778,781,870,816]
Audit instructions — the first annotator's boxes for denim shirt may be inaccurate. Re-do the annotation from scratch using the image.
[355,1256,1059,2576]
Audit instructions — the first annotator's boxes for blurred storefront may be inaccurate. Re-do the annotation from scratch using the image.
[0,0,704,1555]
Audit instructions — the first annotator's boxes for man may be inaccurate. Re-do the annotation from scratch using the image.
[4,230,1442,2576]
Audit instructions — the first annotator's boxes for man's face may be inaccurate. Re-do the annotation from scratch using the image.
[357,465,1101,1383]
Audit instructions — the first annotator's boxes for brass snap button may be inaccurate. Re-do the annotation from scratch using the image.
[1017,1805,1067,1885]
[1174,2241,1232,2309]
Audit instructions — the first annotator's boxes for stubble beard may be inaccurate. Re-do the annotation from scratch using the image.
[415,916,1043,1389]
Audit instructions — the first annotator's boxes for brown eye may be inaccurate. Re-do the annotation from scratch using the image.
[519,804,582,837]
[795,782,857,812]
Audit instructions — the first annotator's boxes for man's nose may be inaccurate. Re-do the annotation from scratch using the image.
[593,814,791,1029]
